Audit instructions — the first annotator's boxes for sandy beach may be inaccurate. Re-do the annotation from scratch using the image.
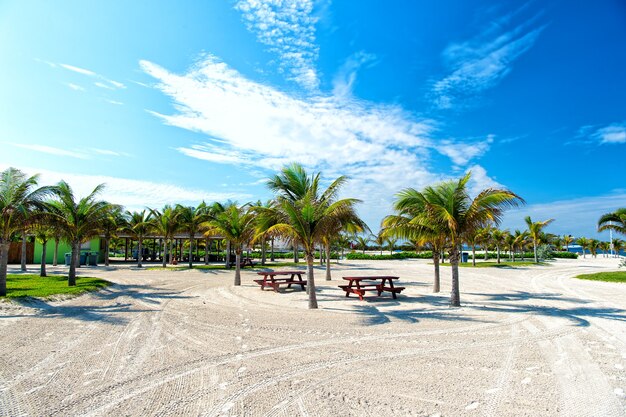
[1,257,625,416]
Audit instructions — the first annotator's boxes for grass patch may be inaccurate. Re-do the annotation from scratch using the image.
[3,274,110,299]
[451,261,546,268]
[575,271,626,283]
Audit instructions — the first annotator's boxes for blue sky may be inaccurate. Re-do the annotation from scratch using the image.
[1,0,625,238]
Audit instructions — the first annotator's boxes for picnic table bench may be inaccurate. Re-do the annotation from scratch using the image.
[240,257,256,268]
[339,276,405,301]
[254,270,307,292]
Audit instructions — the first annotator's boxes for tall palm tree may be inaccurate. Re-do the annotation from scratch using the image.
[513,230,529,261]
[355,235,370,254]
[47,182,111,286]
[175,203,208,269]
[525,216,555,263]
[262,164,362,309]
[203,203,256,286]
[476,227,492,261]
[124,210,152,268]
[562,234,574,252]
[374,232,385,255]
[0,168,55,295]
[404,173,523,306]
[491,229,507,264]
[576,237,589,258]
[320,211,366,280]
[598,208,626,236]
[32,222,54,277]
[382,189,449,293]
[465,229,479,266]
[253,200,277,266]
[101,206,124,267]
[613,239,624,257]
[386,237,398,255]
[504,232,516,261]
[588,239,600,258]
[149,205,178,268]
[599,241,610,258]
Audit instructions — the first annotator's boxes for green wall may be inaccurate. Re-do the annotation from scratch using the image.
[33,238,103,264]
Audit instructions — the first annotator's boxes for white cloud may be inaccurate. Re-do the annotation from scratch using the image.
[105,99,124,105]
[60,63,96,76]
[95,81,115,90]
[591,122,626,144]
[235,0,320,90]
[66,83,85,92]
[332,51,377,98]
[0,164,250,211]
[140,55,501,229]
[432,17,545,109]
[501,192,626,239]
[90,148,131,157]
[437,135,494,166]
[9,143,89,160]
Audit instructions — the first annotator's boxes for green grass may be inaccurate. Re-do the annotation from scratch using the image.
[2,274,111,299]
[575,271,626,283]
[453,261,546,268]
[146,261,304,271]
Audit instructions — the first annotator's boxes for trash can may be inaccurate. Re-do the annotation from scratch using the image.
[88,253,98,266]
[461,252,469,263]
[64,253,72,265]
[79,253,87,266]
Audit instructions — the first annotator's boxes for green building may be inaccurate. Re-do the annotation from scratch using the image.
[33,238,104,264]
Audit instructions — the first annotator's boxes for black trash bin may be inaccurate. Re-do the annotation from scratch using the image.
[79,253,87,266]
[88,253,98,266]
[461,252,469,263]
[64,253,72,265]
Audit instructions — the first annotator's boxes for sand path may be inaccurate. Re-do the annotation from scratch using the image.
[1,257,625,416]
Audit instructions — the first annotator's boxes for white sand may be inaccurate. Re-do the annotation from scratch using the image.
[1,257,626,416]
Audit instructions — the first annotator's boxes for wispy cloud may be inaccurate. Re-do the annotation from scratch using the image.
[66,83,85,92]
[47,61,126,90]
[591,121,626,144]
[105,99,124,105]
[437,135,494,166]
[141,56,497,227]
[235,0,320,90]
[7,143,130,160]
[332,51,377,99]
[0,164,249,211]
[60,63,96,76]
[432,13,545,109]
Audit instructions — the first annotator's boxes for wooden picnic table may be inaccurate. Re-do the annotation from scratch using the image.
[339,276,405,301]
[254,270,307,292]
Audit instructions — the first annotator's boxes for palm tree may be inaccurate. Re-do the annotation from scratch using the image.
[491,229,507,264]
[576,237,589,258]
[504,232,516,261]
[513,230,529,261]
[382,191,449,293]
[598,208,626,236]
[175,203,208,269]
[613,239,624,257]
[355,235,370,254]
[262,163,362,309]
[124,210,152,268]
[374,232,385,255]
[404,173,522,306]
[562,234,574,252]
[320,211,366,280]
[32,222,54,277]
[599,241,610,258]
[0,168,55,295]
[47,182,112,286]
[525,216,555,263]
[203,203,256,286]
[253,200,277,266]
[101,206,124,267]
[476,227,492,261]
[149,205,178,268]
[588,239,600,258]
[465,229,479,266]
[386,237,398,255]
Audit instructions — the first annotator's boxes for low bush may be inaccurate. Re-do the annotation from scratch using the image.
[346,251,432,260]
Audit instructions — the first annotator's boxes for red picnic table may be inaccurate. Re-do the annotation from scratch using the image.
[254,270,307,292]
[339,276,405,301]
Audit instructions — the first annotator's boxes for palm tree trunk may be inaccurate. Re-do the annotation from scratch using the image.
[325,242,332,281]
[225,241,231,268]
[188,234,193,269]
[496,245,501,264]
[261,237,266,266]
[234,250,242,286]
[0,242,10,296]
[432,251,440,293]
[533,241,538,263]
[163,239,168,268]
[449,247,461,307]
[137,239,143,268]
[472,244,476,266]
[104,237,110,267]
[205,238,209,265]
[293,241,299,263]
[270,238,275,262]
[484,246,488,261]
[168,240,173,264]
[53,238,59,266]
[306,253,318,309]
[69,241,79,286]
[40,239,47,277]
[21,231,27,272]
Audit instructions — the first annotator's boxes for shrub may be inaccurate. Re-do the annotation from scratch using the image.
[346,251,432,260]
[552,251,578,259]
